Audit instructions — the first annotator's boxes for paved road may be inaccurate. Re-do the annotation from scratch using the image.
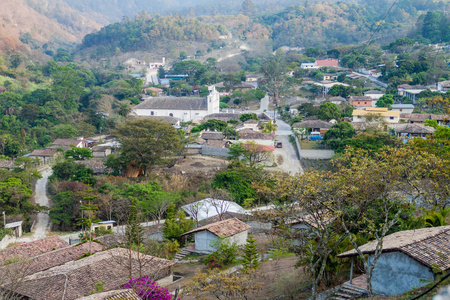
[32,169,52,240]
[273,118,304,175]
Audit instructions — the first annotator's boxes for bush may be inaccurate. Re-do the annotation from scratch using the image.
[205,239,238,269]
[125,277,179,300]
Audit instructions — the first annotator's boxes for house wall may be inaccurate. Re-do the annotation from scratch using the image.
[202,146,230,157]
[239,139,274,146]
[195,230,219,252]
[365,93,384,100]
[227,230,248,246]
[369,252,434,296]
[392,108,414,114]
[133,108,208,122]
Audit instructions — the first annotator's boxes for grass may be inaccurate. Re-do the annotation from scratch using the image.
[299,140,328,150]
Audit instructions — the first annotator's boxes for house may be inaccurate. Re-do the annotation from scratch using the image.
[28,149,59,163]
[285,210,334,231]
[143,87,164,96]
[395,123,435,141]
[316,59,339,68]
[92,145,114,159]
[349,96,376,108]
[75,160,109,174]
[364,90,385,100]
[300,62,318,69]
[391,104,414,114]
[203,113,241,122]
[337,226,450,296]
[148,57,165,70]
[47,138,87,150]
[0,160,15,170]
[397,85,441,104]
[181,218,251,252]
[315,81,351,94]
[246,74,261,82]
[181,198,248,223]
[131,86,219,122]
[91,220,117,232]
[400,114,450,126]
[322,73,338,81]
[4,248,175,300]
[239,132,275,146]
[437,80,450,92]
[352,107,400,126]
[80,289,141,300]
[201,132,225,141]
[4,221,23,237]
[236,119,259,132]
[292,120,332,135]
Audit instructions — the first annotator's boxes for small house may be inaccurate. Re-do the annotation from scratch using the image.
[337,226,450,296]
[363,90,385,100]
[0,160,15,170]
[28,149,59,163]
[239,132,275,146]
[349,96,376,108]
[181,218,251,252]
[395,123,435,141]
[5,221,23,237]
[391,104,414,114]
[91,220,117,232]
[292,120,332,135]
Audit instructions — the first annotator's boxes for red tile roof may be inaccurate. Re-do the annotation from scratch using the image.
[0,236,68,265]
[316,59,338,67]
[338,226,450,271]
[182,218,251,238]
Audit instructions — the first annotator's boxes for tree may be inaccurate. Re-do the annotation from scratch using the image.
[322,121,356,150]
[77,199,100,254]
[242,0,256,16]
[51,66,85,111]
[162,203,194,245]
[124,277,179,300]
[328,85,355,97]
[49,191,76,231]
[65,147,93,160]
[376,94,394,108]
[317,102,340,121]
[242,141,271,164]
[260,52,288,106]
[126,199,144,246]
[239,113,258,122]
[242,234,260,272]
[113,119,183,176]
[157,65,165,79]
[228,142,246,160]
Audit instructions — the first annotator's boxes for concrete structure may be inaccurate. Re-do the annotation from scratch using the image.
[238,132,275,146]
[338,226,450,296]
[131,86,220,122]
[181,218,251,252]
[91,220,117,232]
[352,107,400,126]
[5,221,23,237]
[391,104,414,114]
[300,62,317,69]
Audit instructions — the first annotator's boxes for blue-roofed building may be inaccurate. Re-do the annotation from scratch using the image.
[391,104,414,114]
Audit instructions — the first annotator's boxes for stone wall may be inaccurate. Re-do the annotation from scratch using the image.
[294,136,335,160]
[202,146,230,157]
[0,234,16,249]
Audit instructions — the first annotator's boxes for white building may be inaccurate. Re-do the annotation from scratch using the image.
[131,86,220,122]
[181,218,251,252]
[364,90,385,100]
[181,198,248,223]
[352,107,400,127]
[391,104,415,114]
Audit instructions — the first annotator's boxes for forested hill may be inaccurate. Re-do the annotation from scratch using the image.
[260,0,450,49]
[0,0,103,52]
[80,14,224,53]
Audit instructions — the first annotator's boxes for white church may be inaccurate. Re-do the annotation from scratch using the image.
[131,86,220,122]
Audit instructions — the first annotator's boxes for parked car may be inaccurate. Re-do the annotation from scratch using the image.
[309,132,322,141]
[276,142,283,148]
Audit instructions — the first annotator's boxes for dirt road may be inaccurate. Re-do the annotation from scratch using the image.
[32,169,52,240]
[273,119,303,175]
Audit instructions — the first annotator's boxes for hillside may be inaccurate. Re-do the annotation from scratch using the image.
[0,0,104,52]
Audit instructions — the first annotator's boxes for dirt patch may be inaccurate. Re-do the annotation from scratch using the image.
[167,155,229,177]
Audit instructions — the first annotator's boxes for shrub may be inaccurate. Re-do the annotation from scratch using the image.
[205,239,238,269]
[125,277,179,300]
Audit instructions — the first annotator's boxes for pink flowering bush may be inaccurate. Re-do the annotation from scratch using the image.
[124,277,179,300]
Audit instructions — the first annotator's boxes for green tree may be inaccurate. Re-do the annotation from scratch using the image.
[239,113,258,122]
[157,65,165,79]
[242,234,260,272]
[49,191,76,231]
[318,103,340,121]
[65,147,93,160]
[376,94,394,108]
[51,66,85,111]
[113,119,183,175]
[323,121,356,150]
[260,52,287,105]
[125,199,144,245]
[162,203,194,245]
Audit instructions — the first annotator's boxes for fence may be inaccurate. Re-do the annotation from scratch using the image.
[294,135,335,160]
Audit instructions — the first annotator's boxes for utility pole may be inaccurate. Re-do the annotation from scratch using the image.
[2,211,5,227]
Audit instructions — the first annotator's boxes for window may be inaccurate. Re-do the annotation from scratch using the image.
[151,111,154,116]
[169,113,173,117]
[358,102,360,104]
[390,117,394,120]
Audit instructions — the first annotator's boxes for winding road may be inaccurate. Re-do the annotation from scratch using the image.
[273,118,304,175]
